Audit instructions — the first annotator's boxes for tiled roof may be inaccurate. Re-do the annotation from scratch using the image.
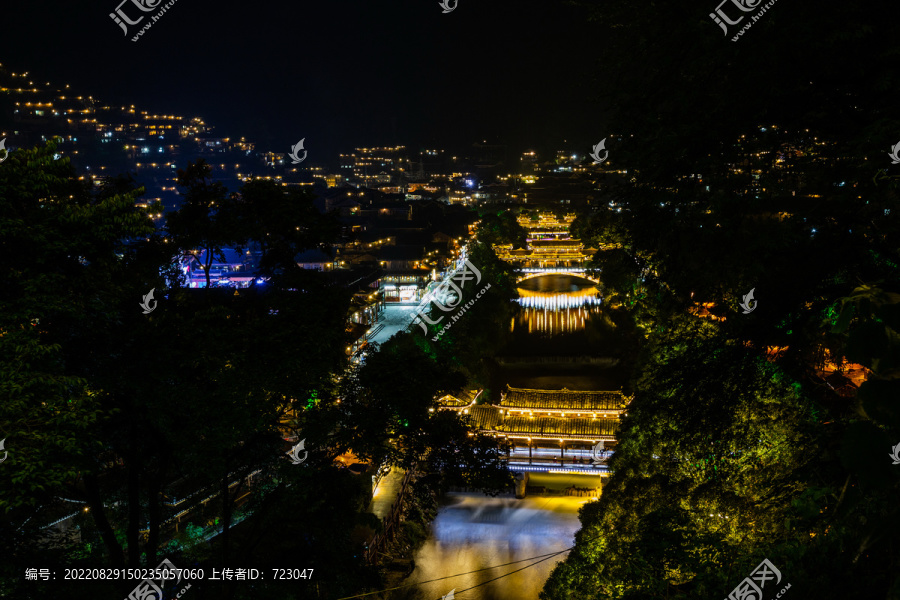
[465,406,619,440]
[501,386,628,412]
[499,416,618,439]
[467,406,501,429]
[437,394,470,408]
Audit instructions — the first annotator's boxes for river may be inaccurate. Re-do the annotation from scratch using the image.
[389,494,585,600]
[395,274,616,600]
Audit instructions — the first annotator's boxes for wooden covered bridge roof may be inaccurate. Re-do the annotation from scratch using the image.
[466,406,619,441]
[500,385,630,412]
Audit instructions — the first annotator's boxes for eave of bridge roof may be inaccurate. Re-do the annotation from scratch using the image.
[500,385,629,411]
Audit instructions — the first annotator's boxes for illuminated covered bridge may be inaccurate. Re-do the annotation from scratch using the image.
[446,385,631,476]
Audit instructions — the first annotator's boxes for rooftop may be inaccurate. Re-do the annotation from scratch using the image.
[465,406,619,440]
[501,385,630,412]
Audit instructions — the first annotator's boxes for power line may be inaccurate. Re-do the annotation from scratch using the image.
[448,549,569,599]
[333,547,573,600]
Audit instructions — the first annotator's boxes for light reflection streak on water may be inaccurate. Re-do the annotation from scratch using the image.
[397,494,584,600]
[512,287,601,334]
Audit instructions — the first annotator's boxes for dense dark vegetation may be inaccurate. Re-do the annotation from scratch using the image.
[542,1,900,598]
[0,145,510,599]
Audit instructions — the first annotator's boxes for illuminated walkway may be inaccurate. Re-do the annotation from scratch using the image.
[368,466,406,520]
[368,305,418,345]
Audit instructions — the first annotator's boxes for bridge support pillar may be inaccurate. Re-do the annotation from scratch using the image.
[514,472,529,499]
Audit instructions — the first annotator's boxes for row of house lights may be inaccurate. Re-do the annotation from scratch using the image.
[6,86,590,207]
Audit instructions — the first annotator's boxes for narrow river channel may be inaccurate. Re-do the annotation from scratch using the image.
[395,275,621,600]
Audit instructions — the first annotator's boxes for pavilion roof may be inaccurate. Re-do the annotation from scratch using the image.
[497,416,618,439]
[501,385,629,412]
[467,406,502,429]
[437,394,471,408]
[465,406,618,440]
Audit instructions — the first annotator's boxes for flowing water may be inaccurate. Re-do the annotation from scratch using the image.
[397,275,617,600]
[391,494,585,600]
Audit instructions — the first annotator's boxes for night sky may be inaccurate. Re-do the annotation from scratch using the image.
[4,0,606,165]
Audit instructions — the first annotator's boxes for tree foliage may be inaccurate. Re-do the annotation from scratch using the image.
[543,1,900,598]
[475,209,528,248]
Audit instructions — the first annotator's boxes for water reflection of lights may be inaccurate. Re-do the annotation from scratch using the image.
[513,288,601,334]
[516,294,601,309]
[407,495,582,600]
